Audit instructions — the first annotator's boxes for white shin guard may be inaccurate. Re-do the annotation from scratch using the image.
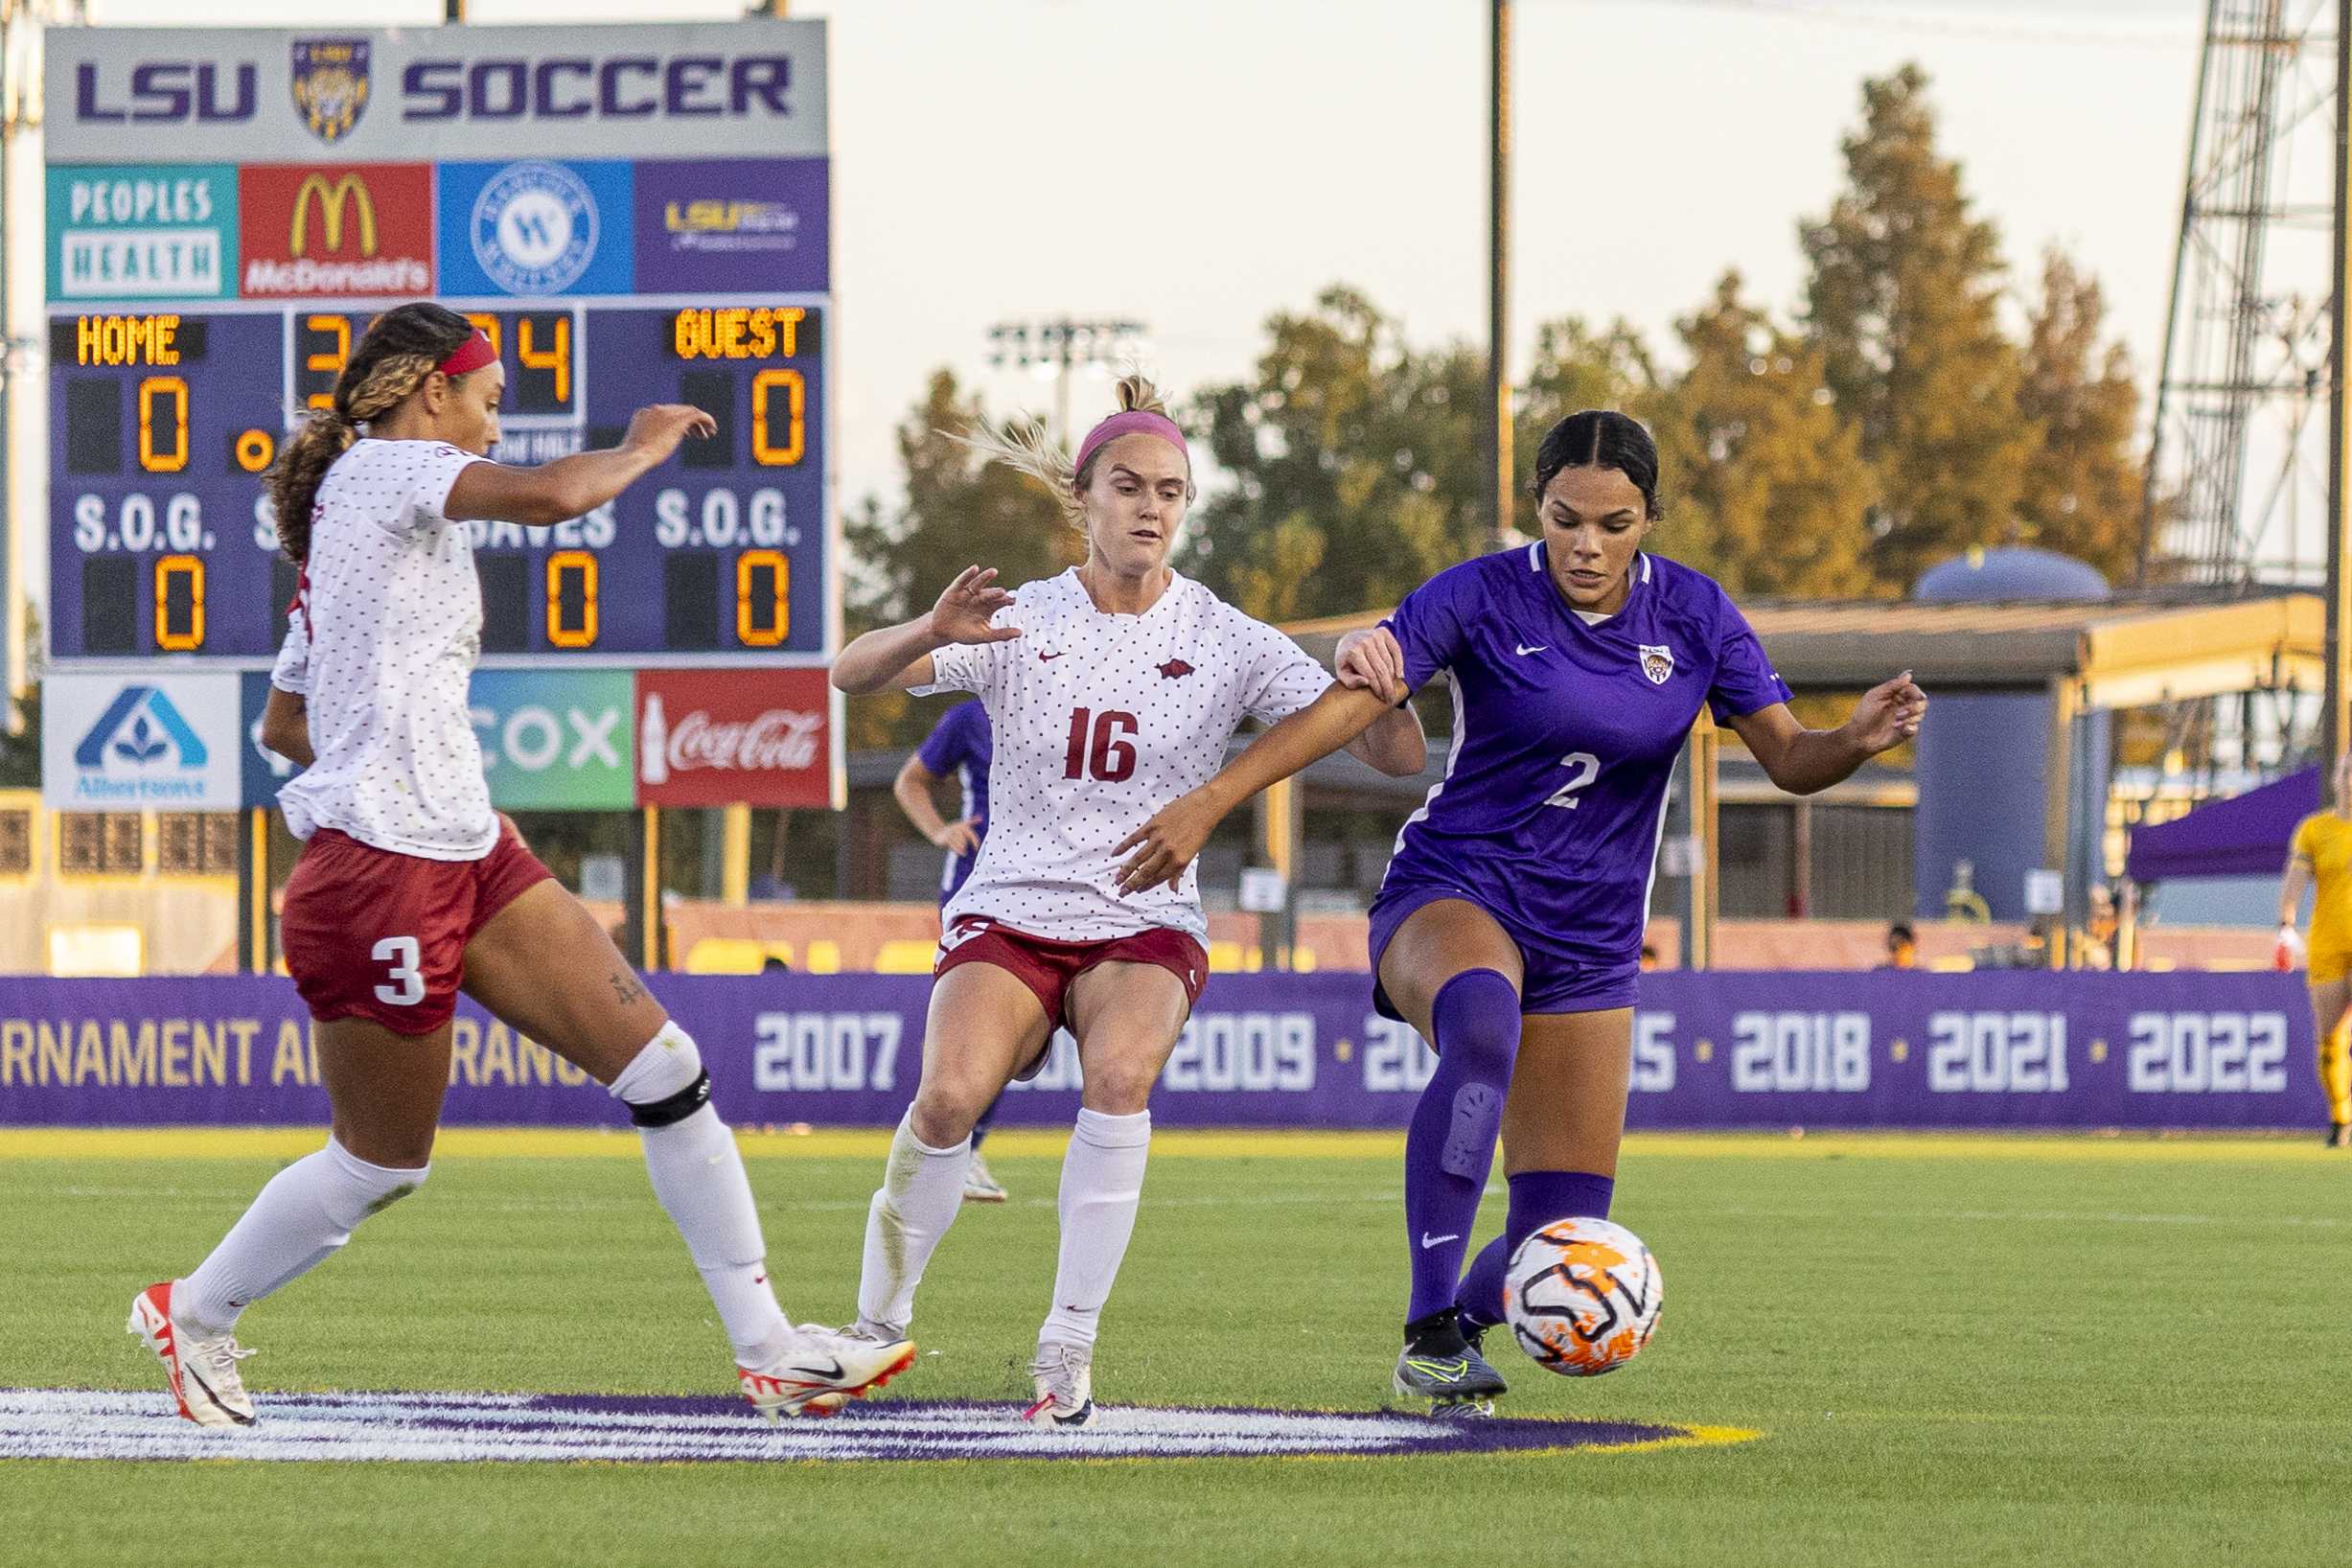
[1041,1108,1151,1349]
[857,1112,972,1334]
[174,1138,427,1335]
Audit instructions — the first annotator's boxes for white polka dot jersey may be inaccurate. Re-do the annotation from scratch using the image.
[270,438,493,861]
[912,567,1332,943]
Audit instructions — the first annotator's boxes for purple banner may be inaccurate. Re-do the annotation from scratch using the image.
[0,972,2327,1129]
[633,156,827,294]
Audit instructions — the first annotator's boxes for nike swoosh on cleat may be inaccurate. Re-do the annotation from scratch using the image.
[784,1356,845,1381]
[1419,1232,1461,1249]
[1404,1357,1471,1378]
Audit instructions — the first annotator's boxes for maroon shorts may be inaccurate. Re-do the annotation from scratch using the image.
[281,819,555,1034]
[934,915,1210,1078]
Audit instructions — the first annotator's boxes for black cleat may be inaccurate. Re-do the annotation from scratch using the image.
[1392,1308,1507,1416]
[2328,1122,2349,1149]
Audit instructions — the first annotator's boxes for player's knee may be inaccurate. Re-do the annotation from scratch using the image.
[1430,967,1520,1072]
[1080,1059,1157,1116]
[908,1086,981,1149]
[611,1022,711,1128]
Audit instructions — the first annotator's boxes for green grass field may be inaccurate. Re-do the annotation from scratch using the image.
[0,1126,2343,1567]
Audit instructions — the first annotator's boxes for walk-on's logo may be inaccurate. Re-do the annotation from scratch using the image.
[239,163,432,298]
[1639,643,1675,686]
[473,161,598,294]
[44,673,242,810]
[45,164,238,302]
[290,38,371,145]
[438,159,632,297]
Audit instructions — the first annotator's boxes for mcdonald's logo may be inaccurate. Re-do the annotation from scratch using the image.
[291,173,376,258]
[239,162,431,299]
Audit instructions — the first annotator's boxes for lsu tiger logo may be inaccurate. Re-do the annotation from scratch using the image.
[1638,643,1674,686]
[291,38,371,145]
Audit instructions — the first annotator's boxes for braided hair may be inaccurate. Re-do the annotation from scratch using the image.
[264,302,477,564]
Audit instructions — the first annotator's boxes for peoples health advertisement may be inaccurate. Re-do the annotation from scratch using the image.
[0,971,2324,1131]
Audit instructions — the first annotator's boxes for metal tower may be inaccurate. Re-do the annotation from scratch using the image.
[2142,0,2340,587]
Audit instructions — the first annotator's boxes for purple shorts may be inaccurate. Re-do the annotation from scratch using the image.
[1367,881,1642,1025]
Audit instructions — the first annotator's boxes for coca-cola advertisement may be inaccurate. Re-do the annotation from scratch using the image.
[634,669,837,808]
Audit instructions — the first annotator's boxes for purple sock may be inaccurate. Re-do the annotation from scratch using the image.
[1457,1169,1616,1328]
[1402,969,1520,1323]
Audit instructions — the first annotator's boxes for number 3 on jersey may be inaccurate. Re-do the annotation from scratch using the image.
[1064,707,1139,782]
[1544,751,1602,809]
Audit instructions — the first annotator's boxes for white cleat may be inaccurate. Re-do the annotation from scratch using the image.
[961,1152,1009,1204]
[127,1281,256,1429]
[1023,1339,1096,1429]
[737,1324,916,1421]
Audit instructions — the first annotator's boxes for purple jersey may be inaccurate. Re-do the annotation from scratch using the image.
[915,699,992,904]
[1378,544,1790,976]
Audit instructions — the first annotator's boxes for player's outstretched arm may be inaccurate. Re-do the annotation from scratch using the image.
[1728,670,1926,796]
[1115,681,1395,894]
[832,565,1021,694]
[443,404,717,526]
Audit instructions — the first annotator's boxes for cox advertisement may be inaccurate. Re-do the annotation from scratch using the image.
[219,668,829,810]
[0,972,2326,1131]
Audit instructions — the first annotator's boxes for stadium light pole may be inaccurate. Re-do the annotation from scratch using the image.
[983,317,1148,447]
[2329,0,2351,771]
[1487,0,1512,548]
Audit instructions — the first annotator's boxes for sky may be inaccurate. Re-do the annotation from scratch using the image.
[13,0,2224,612]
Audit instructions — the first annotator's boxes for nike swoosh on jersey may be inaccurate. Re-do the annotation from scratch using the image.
[1514,644,1547,656]
[1038,651,1065,661]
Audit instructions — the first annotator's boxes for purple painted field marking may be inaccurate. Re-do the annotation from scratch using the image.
[0,1390,1756,1464]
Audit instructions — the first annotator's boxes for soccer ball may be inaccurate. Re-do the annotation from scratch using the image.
[1502,1217,1664,1376]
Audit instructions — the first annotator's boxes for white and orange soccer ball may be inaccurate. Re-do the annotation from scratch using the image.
[1502,1217,1664,1376]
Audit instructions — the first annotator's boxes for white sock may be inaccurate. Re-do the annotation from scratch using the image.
[857,1111,972,1334]
[635,1103,793,1366]
[612,1026,794,1368]
[1040,1109,1151,1349]
[173,1139,427,1336]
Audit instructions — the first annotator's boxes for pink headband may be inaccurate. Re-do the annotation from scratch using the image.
[1073,409,1188,478]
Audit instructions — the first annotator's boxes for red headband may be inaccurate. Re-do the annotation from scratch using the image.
[437,330,496,378]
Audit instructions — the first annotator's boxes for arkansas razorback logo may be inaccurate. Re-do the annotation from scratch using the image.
[1158,658,1195,680]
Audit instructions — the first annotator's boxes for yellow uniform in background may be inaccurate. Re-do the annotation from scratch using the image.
[2289,811,2352,1123]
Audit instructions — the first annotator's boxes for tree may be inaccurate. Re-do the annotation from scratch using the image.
[1181,287,1491,622]
[1649,272,1880,599]
[2013,247,2145,585]
[840,368,1075,749]
[1800,64,2041,591]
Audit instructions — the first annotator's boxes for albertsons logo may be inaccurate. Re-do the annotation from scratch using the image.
[73,685,210,802]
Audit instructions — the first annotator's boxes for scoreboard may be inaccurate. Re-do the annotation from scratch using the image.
[48,299,827,665]
[43,21,835,672]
